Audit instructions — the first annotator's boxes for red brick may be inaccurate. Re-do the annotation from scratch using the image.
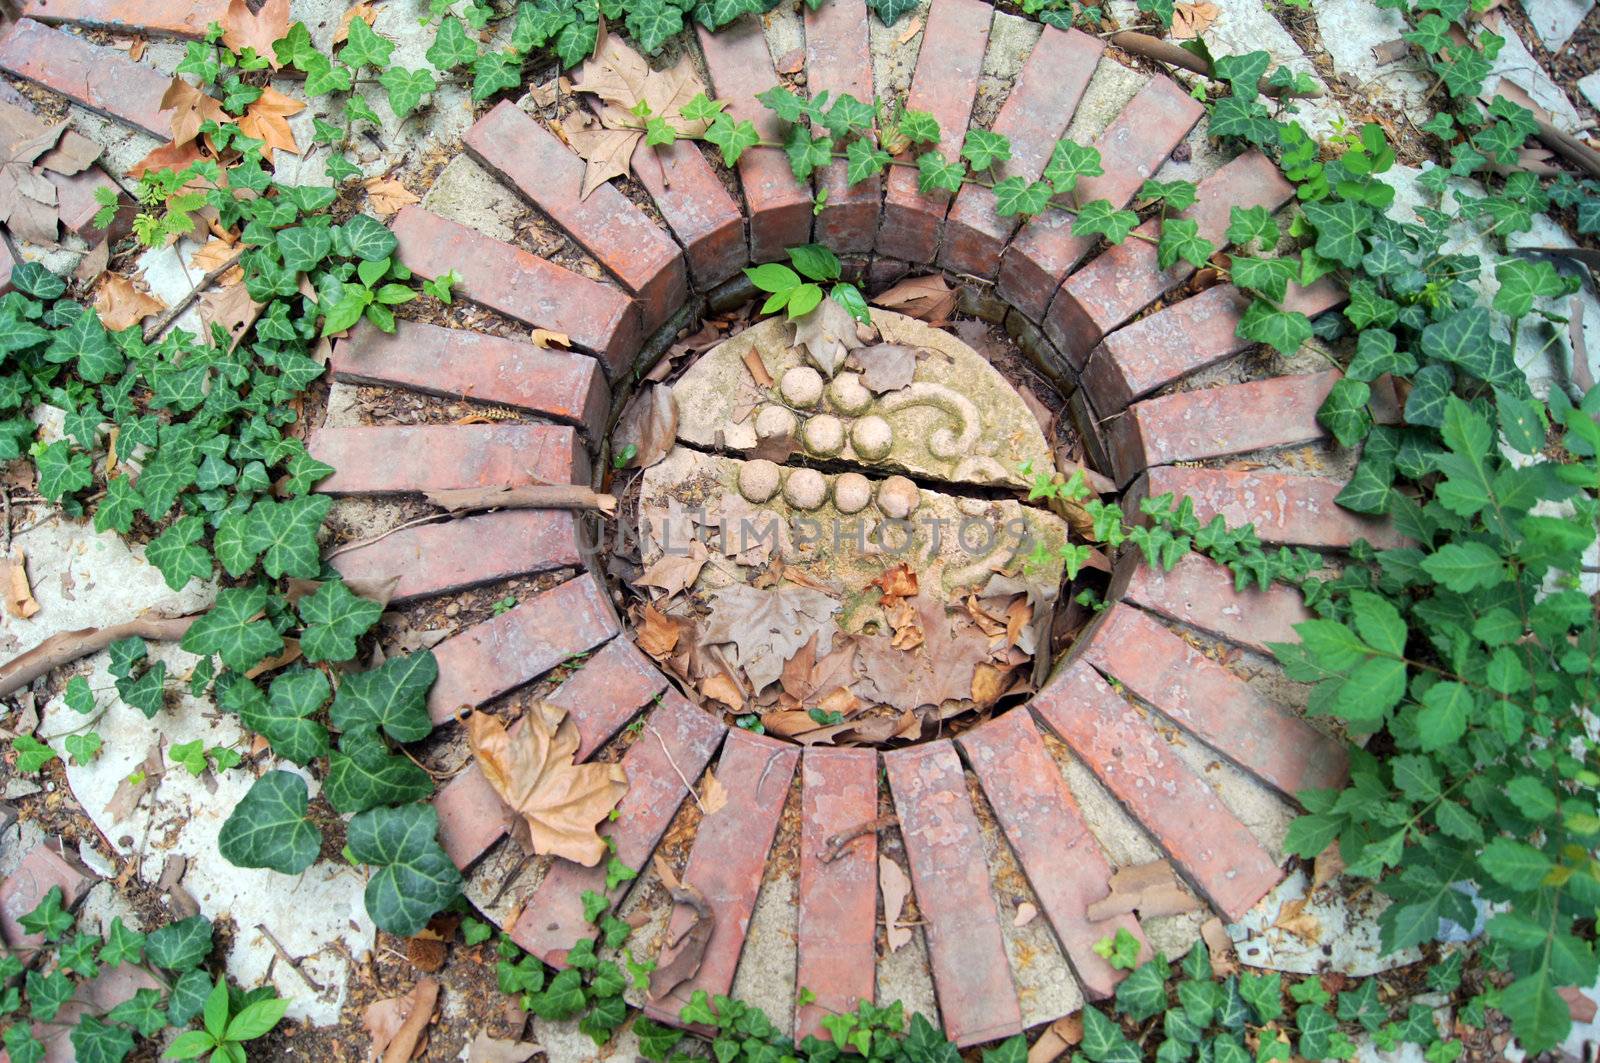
[1077,602,1349,796]
[435,636,667,870]
[883,741,1022,1048]
[997,77,1201,322]
[625,134,747,288]
[796,748,878,1041]
[1044,151,1294,367]
[1105,369,1399,487]
[0,19,172,137]
[330,510,583,606]
[513,688,725,964]
[390,206,639,377]
[939,26,1103,279]
[878,0,992,264]
[20,0,228,37]
[0,237,15,295]
[0,95,126,239]
[10,962,166,1061]
[331,319,606,439]
[1108,550,1313,658]
[0,840,95,956]
[1125,466,1409,550]
[465,102,686,334]
[1080,279,1346,415]
[695,20,813,263]
[425,572,620,723]
[805,0,879,254]
[307,423,585,496]
[645,729,800,1023]
[957,710,1146,1000]
[1032,661,1283,922]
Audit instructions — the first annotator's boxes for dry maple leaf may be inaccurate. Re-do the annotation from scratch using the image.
[129,139,205,181]
[463,1032,542,1063]
[1171,0,1220,38]
[236,86,304,162]
[636,603,685,658]
[94,275,167,331]
[872,274,956,325]
[635,542,707,600]
[190,238,244,284]
[564,38,711,198]
[0,123,69,245]
[199,283,264,353]
[363,176,419,217]
[699,769,729,815]
[465,703,628,866]
[335,1,380,44]
[879,856,914,951]
[857,343,920,394]
[700,584,841,694]
[222,0,291,68]
[160,78,228,148]
[871,563,918,602]
[791,296,860,378]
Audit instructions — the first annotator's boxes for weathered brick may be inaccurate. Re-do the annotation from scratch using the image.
[21,0,228,37]
[957,710,1146,1000]
[434,636,667,870]
[696,20,813,263]
[796,748,879,1041]
[878,0,992,264]
[307,423,585,496]
[1108,551,1313,657]
[331,319,607,439]
[1125,466,1409,550]
[512,688,725,964]
[0,840,95,955]
[939,27,1103,279]
[0,95,126,238]
[9,962,166,1061]
[645,730,800,1023]
[465,103,686,334]
[330,510,584,606]
[997,77,1201,321]
[0,19,172,137]
[805,0,879,254]
[390,206,639,377]
[1105,369,1398,487]
[1032,661,1283,922]
[1080,279,1346,415]
[1044,151,1294,367]
[0,237,16,295]
[425,572,620,723]
[884,741,1022,1048]
[626,135,747,288]
[1076,602,1348,796]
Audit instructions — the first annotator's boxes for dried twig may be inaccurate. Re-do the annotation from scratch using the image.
[1109,31,1325,98]
[821,813,898,863]
[423,483,617,517]
[653,726,706,813]
[141,249,247,342]
[254,923,327,993]
[0,616,200,697]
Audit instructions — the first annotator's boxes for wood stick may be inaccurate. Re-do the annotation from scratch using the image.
[422,483,618,517]
[1109,32,1326,98]
[0,616,199,697]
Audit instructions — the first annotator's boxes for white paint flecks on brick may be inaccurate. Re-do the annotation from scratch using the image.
[1521,0,1594,52]
[1311,0,1430,107]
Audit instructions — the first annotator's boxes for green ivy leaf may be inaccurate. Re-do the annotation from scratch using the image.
[146,515,212,591]
[276,226,333,273]
[1346,329,1415,382]
[960,128,1011,172]
[99,917,145,967]
[12,734,57,774]
[1225,205,1278,250]
[45,308,122,382]
[1042,138,1102,195]
[340,214,399,262]
[107,988,167,1037]
[325,728,434,813]
[379,66,436,119]
[64,731,102,765]
[915,151,965,195]
[1073,199,1139,244]
[845,138,891,184]
[784,126,834,181]
[145,915,213,972]
[1237,299,1312,357]
[1302,199,1373,267]
[70,1015,133,1063]
[1317,378,1373,447]
[704,112,760,167]
[26,968,75,1019]
[1213,51,1270,100]
[993,176,1053,218]
[35,440,92,501]
[1403,364,1454,428]
[180,584,284,674]
[896,109,940,146]
[1156,216,1214,270]
[298,580,383,662]
[1115,961,1169,1021]
[219,770,321,874]
[329,651,439,743]
[347,803,462,937]
[116,661,167,719]
[472,51,524,102]
[426,16,478,69]
[340,15,393,69]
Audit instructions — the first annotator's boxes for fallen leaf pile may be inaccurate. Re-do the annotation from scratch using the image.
[0,117,101,245]
[465,702,628,866]
[362,977,439,1063]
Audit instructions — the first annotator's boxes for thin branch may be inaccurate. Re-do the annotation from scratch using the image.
[141,249,247,343]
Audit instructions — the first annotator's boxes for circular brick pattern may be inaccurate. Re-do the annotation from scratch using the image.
[0,1,1371,1048]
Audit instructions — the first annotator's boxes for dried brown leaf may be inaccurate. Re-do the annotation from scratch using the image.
[363,176,420,217]
[236,86,303,161]
[334,2,380,44]
[879,856,913,951]
[3,549,39,620]
[701,584,841,693]
[872,274,956,324]
[1171,0,1220,38]
[742,345,775,388]
[464,1032,542,1063]
[791,296,860,377]
[613,383,676,470]
[159,78,228,148]
[465,703,628,867]
[530,328,571,349]
[222,0,292,68]
[647,881,712,1001]
[857,343,920,394]
[198,282,264,353]
[94,275,166,331]
[699,769,729,815]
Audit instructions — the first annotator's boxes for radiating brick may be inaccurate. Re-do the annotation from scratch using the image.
[997,77,1201,321]
[307,423,585,496]
[1124,466,1409,550]
[1108,550,1313,657]
[625,135,747,287]
[696,20,812,262]
[331,319,608,439]
[1080,280,1346,415]
[435,637,668,871]
[1105,370,1396,487]
[425,572,619,723]
[390,206,639,377]
[1044,151,1294,367]
[939,26,1103,279]
[21,0,228,37]
[1032,661,1283,922]
[1076,602,1348,796]
[796,748,879,1040]
[329,510,584,605]
[465,102,686,334]
[0,95,125,238]
[645,730,800,1023]
[878,0,992,264]
[512,689,726,964]
[958,710,1146,999]
[806,0,879,253]
[0,841,96,955]
[884,741,1022,1047]
[0,20,172,137]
